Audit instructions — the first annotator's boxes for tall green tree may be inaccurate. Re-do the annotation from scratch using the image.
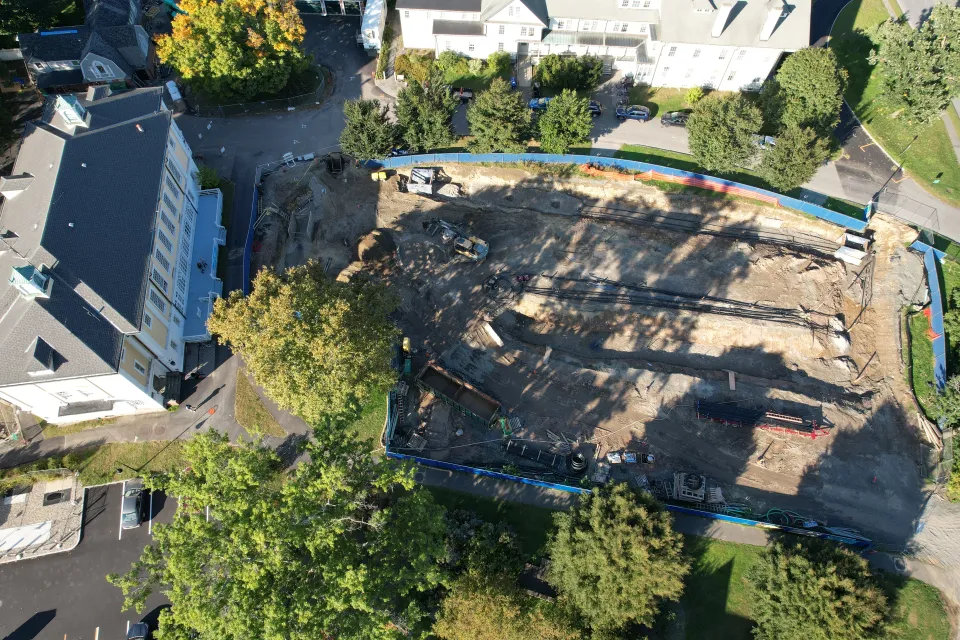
[108,430,448,640]
[870,5,960,124]
[156,0,309,100]
[534,55,603,90]
[466,77,530,153]
[748,541,888,640]
[758,125,830,191]
[395,69,458,152]
[340,99,396,161]
[760,47,848,134]
[537,89,593,155]
[546,483,689,635]
[0,0,66,37]
[687,93,763,174]
[207,261,398,426]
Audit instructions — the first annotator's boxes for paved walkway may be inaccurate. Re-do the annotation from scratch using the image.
[416,466,960,631]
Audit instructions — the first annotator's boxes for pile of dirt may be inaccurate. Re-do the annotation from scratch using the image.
[357,229,397,263]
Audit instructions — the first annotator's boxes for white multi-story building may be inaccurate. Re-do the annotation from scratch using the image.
[395,0,810,91]
[0,86,224,423]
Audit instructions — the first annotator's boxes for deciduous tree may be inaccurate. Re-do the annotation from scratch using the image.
[537,89,592,155]
[340,99,396,161]
[156,0,309,101]
[108,430,448,640]
[758,125,830,191]
[870,5,960,124]
[0,0,64,38]
[395,69,458,152]
[687,93,763,174]
[207,261,398,426]
[534,54,602,90]
[748,541,888,640]
[760,47,848,134]
[546,483,688,634]
[467,77,530,153]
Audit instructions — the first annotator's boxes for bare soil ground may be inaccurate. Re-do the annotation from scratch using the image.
[258,162,952,554]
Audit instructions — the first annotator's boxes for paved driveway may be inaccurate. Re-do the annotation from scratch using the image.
[0,484,175,640]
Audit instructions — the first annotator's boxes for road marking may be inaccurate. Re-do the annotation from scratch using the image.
[148,491,154,535]
[859,142,874,152]
[119,481,125,540]
[127,620,131,632]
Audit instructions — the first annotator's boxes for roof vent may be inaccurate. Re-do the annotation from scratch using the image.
[711,2,734,36]
[54,94,89,128]
[0,173,34,199]
[136,123,144,133]
[9,265,52,300]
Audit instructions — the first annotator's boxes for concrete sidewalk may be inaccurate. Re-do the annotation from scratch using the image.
[415,465,960,627]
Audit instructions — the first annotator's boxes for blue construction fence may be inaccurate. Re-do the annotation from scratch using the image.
[912,241,949,395]
[383,398,872,547]
[374,153,868,233]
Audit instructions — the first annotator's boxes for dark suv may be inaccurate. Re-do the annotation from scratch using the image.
[660,110,691,127]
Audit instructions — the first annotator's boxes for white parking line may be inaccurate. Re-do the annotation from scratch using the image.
[94,627,99,640]
[119,481,126,540]
[148,491,154,535]
[126,620,131,632]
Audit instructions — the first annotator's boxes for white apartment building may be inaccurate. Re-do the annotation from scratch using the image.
[0,86,224,424]
[395,0,811,91]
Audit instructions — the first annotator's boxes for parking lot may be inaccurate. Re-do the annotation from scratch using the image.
[0,483,175,640]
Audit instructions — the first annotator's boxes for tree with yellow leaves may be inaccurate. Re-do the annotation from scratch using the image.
[157,0,309,100]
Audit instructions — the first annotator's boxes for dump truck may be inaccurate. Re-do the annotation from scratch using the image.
[423,218,489,262]
[415,362,501,425]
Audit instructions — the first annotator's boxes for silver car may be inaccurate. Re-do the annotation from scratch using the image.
[121,479,143,529]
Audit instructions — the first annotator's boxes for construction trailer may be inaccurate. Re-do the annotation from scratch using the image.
[415,362,501,425]
[695,400,829,439]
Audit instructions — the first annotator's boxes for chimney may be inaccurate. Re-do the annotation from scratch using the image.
[760,0,786,41]
[27,337,58,377]
[0,173,35,199]
[711,2,735,37]
[86,85,113,102]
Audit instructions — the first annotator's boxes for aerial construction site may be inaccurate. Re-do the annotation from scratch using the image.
[255,159,945,554]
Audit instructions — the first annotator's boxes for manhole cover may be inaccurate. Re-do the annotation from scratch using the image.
[414,472,425,483]
[153,425,166,436]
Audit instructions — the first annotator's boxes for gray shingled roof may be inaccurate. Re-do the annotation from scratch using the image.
[18,28,91,64]
[0,87,169,386]
[98,25,147,68]
[396,0,481,11]
[84,0,140,29]
[543,0,657,22]
[433,19,486,35]
[659,0,810,49]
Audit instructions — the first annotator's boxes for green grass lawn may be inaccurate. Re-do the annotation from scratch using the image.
[441,66,511,91]
[38,417,118,439]
[829,0,960,207]
[349,395,389,447]
[234,369,286,438]
[65,441,186,485]
[614,144,866,219]
[909,312,937,416]
[425,486,560,558]
[883,575,954,640]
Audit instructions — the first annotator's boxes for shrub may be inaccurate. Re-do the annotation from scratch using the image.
[394,51,434,84]
[684,86,704,105]
[436,50,465,73]
[534,54,603,90]
[468,58,485,74]
[487,51,512,77]
[197,164,220,189]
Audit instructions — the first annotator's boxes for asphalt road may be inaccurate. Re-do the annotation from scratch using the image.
[0,484,175,640]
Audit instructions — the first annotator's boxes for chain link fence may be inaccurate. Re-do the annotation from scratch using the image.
[874,191,941,233]
[191,70,328,118]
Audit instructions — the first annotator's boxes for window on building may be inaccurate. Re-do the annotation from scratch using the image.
[727,71,736,81]
[693,48,701,58]
[719,49,728,60]
[445,41,452,50]
[134,360,146,375]
[165,175,179,195]
[631,0,642,7]
[582,20,597,31]
[498,42,505,51]
[155,249,171,272]
[737,49,746,60]
[668,46,677,57]
[33,62,45,70]
[172,315,181,326]
[92,61,113,78]
[152,268,168,293]
[499,24,505,34]
[71,59,80,65]
[144,313,152,328]
[643,0,651,6]
[158,229,173,253]
[685,68,693,79]
[556,20,566,30]
[619,22,628,32]
[508,6,514,15]
[662,66,670,75]
[620,0,629,6]
[404,10,409,17]
[469,42,475,51]
[150,290,166,312]
[170,339,179,351]
[638,24,648,34]
[166,158,183,184]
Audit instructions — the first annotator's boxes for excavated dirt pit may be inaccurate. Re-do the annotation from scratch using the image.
[370,164,935,546]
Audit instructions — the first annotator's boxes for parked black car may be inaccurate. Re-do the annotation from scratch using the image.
[660,110,691,127]
[587,100,603,118]
[448,86,474,102]
[127,621,150,640]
